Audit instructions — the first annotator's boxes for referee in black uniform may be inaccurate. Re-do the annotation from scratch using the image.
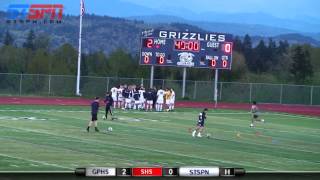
[87,97,100,132]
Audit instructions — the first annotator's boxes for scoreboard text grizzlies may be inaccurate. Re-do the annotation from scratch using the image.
[140,29,233,69]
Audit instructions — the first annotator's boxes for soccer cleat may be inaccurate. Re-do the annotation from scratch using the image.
[197,133,202,137]
[86,127,89,132]
[192,130,196,137]
[95,127,99,132]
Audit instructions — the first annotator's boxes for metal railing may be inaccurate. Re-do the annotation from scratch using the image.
[0,73,319,105]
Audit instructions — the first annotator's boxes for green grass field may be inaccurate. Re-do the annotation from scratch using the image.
[0,105,319,172]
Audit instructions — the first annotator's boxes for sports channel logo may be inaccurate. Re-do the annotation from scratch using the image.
[6,4,64,24]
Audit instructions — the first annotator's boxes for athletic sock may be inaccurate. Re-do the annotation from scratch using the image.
[86,127,89,132]
[197,132,202,137]
[192,130,196,137]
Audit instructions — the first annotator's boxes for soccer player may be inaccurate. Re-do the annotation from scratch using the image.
[138,86,146,110]
[156,87,165,111]
[151,87,157,109]
[117,85,124,109]
[110,86,118,108]
[192,108,208,137]
[129,85,135,109]
[250,101,264,127]
[169,88,176,111]
[145,88,154,111]
[133,88,140,110]
[122,86,131,109]
[164,88,171,111]
[103,92,113,120]
[87,97,100,132]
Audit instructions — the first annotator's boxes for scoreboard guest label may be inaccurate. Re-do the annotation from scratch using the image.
[140,29,233,69]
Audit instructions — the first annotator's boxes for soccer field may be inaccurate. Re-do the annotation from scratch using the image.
[0,105,319,172]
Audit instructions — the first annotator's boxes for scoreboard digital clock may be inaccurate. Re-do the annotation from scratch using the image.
[140,29,233,69]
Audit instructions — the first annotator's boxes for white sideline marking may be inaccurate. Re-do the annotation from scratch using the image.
[30,164,39,167]
[9,164,19,167]
[0,153,72,170]
[0,126,281,171]
[0,137,134,166]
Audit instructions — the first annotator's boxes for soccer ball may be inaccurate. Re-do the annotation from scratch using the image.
[107,127,113,132]
[206,133,211,138]
[250,123,254,127]
[261,119,265,122]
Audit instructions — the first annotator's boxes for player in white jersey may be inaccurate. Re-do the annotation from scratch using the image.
[138,86,146,110]
[156,87,165,111]
[117,85,124,109]
[169,88,175,111]
[250,101,265,127]
[110,86,118,108]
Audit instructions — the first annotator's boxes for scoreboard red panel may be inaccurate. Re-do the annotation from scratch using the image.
[140,29,233,70]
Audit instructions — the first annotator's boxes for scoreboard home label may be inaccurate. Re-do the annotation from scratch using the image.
[140,29,233,69]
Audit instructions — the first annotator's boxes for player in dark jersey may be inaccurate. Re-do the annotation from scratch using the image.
[122,87,131,109]
[145,88,154,111]
[133,88,140,110]
[87,97,100,132]
[103,92,114,120]
[192,108,208,137]
[151,87,157,109]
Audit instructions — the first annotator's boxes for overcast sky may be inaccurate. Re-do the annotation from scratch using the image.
[121,0,319,18]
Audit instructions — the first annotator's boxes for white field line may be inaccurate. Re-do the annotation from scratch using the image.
[0,137,138,166]
[3,125,320,171]
[0,125,276,171]
[1,111,317,163]
[0,153,72,170]
[1,109,320,120]
[4,110,320,154]
[1,110,320,154]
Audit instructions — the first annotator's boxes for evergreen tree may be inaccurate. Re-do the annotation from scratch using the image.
[4,30,14,46]
[242,34,254,71]
[254,40,269,73]
[23,30,36,51]
[233,36,243,52]
[290,46,313,84]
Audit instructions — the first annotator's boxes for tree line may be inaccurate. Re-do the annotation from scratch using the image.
[0,30,319,85]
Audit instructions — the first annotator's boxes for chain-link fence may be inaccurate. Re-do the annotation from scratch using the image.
[1,73,319,105]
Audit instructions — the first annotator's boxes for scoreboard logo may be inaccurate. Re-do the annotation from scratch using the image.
[177,52,195,67]
[6,4,63,24]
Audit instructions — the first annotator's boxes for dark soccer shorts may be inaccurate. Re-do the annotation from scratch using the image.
[197,121,204,127]
[91,113,98,121]
[253,114,259,119]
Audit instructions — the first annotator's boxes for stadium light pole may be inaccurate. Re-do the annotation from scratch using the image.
[182,67,187,98]
[214,69,218,108]
[150,65,154,88]
[76,0,84,96]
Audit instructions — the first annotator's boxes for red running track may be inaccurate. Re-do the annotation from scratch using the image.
[0,96,319,117]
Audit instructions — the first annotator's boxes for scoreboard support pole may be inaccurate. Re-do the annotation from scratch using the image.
[150,65,154,88]
[214,69,219,108]
[182,67,187,98]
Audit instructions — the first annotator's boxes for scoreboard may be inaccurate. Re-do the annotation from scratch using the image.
[140,29,233,69]
[75,167,245,177]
